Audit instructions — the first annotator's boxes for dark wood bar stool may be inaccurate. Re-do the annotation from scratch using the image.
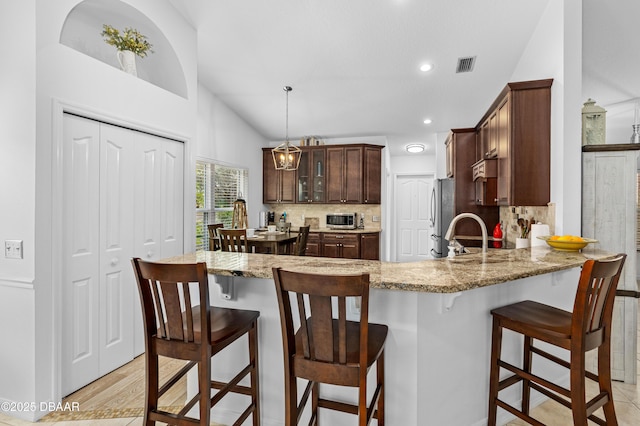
[131,258,260,425]
[272,267,387,425]
[487,254,626,426]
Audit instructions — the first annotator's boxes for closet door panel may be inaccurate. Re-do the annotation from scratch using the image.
[61,114,100,396]
[160,139,184,258]
[134,133,162,261]
[98,124,135,376]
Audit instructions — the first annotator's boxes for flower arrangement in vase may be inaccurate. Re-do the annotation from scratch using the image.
[101,24,153,76]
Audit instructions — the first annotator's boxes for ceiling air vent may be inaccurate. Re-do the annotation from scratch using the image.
[456,56,476,73]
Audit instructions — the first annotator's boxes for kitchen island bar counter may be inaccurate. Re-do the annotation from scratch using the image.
[159,247,617,425]
[162,246,615,293]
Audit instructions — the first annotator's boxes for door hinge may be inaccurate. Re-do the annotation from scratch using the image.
[616,289,640,298]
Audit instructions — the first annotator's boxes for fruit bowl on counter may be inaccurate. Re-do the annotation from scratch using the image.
[537,235,598,251]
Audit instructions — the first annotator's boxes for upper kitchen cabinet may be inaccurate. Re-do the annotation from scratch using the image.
[263,144,383,205]
[297,147,326,203]
[446,129,500,236]
[363,146,382,204]
[263,148,296,203]
[326,146,363,203]
[325,144,384,204]
[476,79,553,206]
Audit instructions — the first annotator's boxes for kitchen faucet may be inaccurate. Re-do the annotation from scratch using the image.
[444,213,488,253]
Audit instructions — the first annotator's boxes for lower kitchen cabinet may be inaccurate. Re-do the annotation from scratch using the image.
[322,233,361,259]
[305,232,322,256]
[305,231,380,259]
[360,232,380,260]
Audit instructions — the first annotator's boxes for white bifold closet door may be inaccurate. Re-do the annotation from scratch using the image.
[61,113,184,396]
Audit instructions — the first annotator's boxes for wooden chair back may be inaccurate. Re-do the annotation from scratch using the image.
[132,258,210,349]
[207,223,224,251]
[572,254,626,346]
[219,228,248,253]
[273,268,370,378]
[293,225,310,256]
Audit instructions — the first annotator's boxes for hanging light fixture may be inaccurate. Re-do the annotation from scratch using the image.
[272,86,302,171]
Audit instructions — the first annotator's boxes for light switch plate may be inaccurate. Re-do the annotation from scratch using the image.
[5,240,23,259]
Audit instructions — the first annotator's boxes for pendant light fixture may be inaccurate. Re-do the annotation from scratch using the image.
[272,86,302,171]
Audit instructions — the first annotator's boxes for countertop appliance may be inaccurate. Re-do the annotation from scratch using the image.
[326,213,357,229]
[430,178,455,258]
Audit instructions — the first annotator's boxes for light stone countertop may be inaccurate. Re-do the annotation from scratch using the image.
[159,245,617,294]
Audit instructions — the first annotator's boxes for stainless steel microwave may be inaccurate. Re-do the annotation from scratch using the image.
[326,213,357,229]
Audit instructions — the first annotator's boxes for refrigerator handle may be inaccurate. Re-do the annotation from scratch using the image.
[429,185,436,228]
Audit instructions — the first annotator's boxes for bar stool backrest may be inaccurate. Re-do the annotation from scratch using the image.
[132,259,211,346]
[572,254,626,349]
[273,268,370,375]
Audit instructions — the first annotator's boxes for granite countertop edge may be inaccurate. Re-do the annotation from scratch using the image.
[160,247,617,294]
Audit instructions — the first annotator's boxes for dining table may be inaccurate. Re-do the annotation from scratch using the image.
[246,230,297,255]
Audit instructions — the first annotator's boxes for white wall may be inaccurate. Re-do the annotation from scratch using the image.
[0,0,37,416]
[1,0,200,420]
[509,0,582,236]
[197,83,267,228]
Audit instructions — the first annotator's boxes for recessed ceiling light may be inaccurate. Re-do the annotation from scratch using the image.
[406,144,425,153]
[423,118,432,124]
[420,63,433,72]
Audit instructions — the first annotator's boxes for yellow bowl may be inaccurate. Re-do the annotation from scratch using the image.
[537,236,598,251]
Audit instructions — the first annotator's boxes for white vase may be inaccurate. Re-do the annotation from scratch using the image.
[116,50,137,76]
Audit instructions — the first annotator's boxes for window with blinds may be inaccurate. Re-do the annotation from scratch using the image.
[196,160,248,251]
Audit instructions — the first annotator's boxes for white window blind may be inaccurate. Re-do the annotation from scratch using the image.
[196,160,248,251]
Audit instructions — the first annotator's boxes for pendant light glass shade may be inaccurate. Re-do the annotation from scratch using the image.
[272,86,302,171]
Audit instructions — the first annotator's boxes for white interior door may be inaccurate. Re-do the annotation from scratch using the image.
[61,114,101,396]
[395,174,433,262]
[132,134,184,355]
[62,114,185,393]
[98,124,135,375]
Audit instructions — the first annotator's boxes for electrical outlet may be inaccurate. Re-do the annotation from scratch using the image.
[5,240,23,259]
[372,215,380,222]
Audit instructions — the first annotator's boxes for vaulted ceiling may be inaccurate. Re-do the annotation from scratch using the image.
[169,0,637,155]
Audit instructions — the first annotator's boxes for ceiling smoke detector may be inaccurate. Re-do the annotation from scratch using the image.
[456,56,476,73]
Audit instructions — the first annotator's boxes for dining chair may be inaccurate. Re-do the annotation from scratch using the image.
[293,225,310,256]
[219,228,248,253]
[487,254,626,426]
[272,267,387,425]
[207,223,224,251]
[131,258,260,426]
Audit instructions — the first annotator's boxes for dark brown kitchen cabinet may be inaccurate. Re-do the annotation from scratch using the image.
[262,148,296,203]
[481,79,552,206]
[472,159,497,206]
[360,232,380,260]
[322,233,360,259]
[363,146,382,204]
[445,136,454,178]
[446,129,499,236]
[305,232,321,256]
[326,146,363,204]
[297,148,326,203]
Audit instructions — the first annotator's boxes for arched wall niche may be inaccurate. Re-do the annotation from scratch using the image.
[60,0,188,98]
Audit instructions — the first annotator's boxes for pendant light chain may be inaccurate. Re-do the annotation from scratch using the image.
[284,86,292,144]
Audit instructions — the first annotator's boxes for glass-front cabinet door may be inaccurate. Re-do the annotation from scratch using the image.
[297,150,310,202]
[311,148,325,202]
[297,148,325,203]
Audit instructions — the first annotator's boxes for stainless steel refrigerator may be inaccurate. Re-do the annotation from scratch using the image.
[429,178,455,258]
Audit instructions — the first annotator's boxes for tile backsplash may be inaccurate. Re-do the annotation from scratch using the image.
[499,203,556,244]
[264,204,382,230]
